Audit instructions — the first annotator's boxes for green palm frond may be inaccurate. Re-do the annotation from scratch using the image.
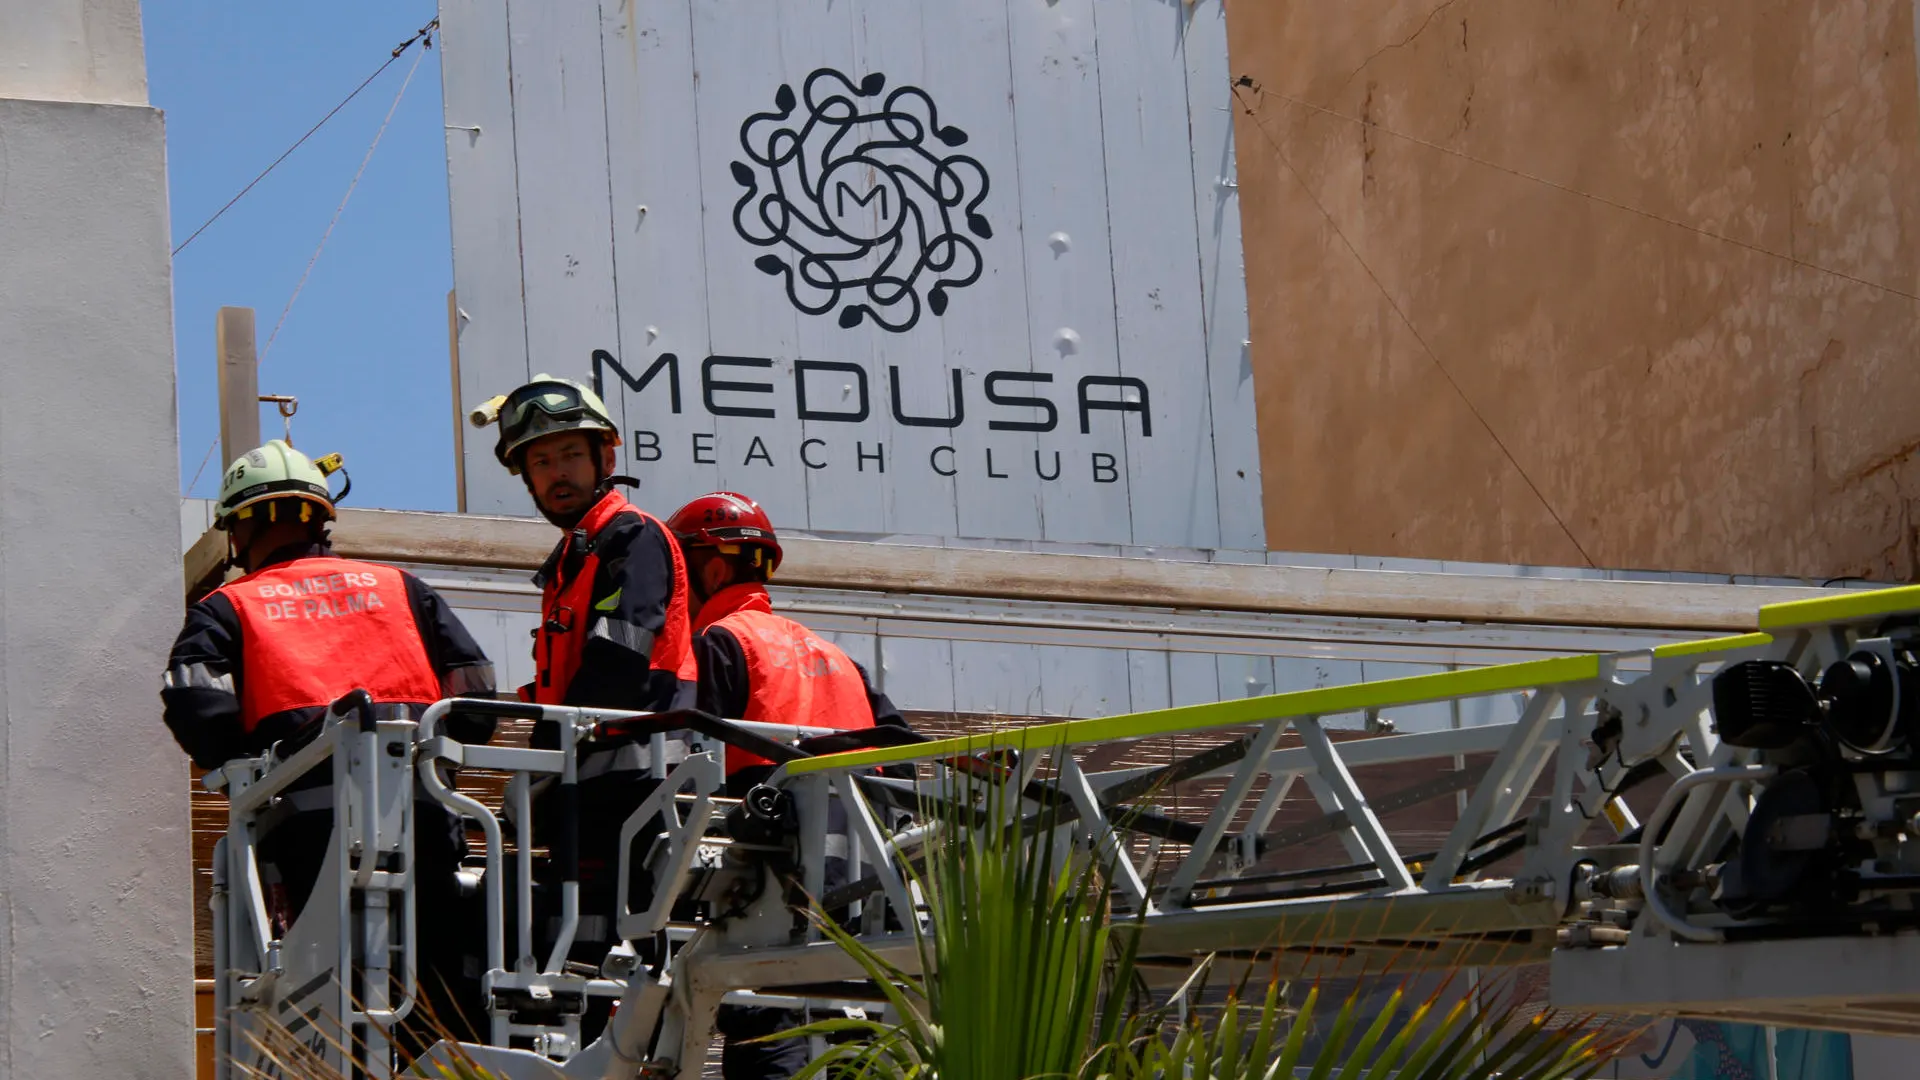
[771,742,1631,1080]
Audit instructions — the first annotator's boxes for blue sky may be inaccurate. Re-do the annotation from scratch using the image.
[148,1,458,511]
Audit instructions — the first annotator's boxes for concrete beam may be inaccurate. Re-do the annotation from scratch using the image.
[186,507,1831,631]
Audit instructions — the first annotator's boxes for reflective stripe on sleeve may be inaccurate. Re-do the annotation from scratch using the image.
[589,617,656,658]
[163,663,236,695]
[441,662,497,698]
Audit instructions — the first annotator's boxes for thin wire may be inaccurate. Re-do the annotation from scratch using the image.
[1232,83,1599,568]
[172,18,438,258]
[1247,80,1920,304]
[261,41,429,361]
[180,21,433,497]
[186,434,222,497]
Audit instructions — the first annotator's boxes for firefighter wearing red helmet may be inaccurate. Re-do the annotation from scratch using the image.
[668,491,906,1080]
[668,491,905,790]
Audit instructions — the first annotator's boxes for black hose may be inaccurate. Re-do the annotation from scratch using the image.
[594,707,808,765]
[331,688,376,733]
[445,697,548,721]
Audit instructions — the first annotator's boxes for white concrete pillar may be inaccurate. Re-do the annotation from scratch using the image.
[0,2,193,1077]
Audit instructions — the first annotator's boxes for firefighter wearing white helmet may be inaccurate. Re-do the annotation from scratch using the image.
[468,373,694,708]
[214,439,344,559]
[471,373,623,478]
[470,375,697,1043]
[162,440,500,1050]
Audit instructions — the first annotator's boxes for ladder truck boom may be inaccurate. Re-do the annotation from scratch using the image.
[211,584,1920,1077]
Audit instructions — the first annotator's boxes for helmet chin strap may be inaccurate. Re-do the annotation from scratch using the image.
[596,474,639,496]
[527,463,639,530]
[224,515,260,573]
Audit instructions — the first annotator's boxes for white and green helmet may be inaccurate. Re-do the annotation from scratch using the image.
[216,440,345,530]
[471,374,621,475]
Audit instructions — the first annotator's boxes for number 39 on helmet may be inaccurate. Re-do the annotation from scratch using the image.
[667,492,784,575]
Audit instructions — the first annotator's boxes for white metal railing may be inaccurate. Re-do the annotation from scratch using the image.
[209,584,1920,1077]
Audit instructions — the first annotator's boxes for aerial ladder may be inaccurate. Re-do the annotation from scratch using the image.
[208,584,1920,1077]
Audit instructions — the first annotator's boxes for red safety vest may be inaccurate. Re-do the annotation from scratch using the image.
[696,583,873,771]
[216,557,442,733]
[530,490,697,705]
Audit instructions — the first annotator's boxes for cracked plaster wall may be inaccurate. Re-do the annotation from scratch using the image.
[1230,0,1920,579]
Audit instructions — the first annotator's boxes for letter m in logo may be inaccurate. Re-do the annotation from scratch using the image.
[836,181,889,221]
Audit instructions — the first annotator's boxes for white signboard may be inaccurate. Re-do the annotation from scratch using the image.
[441,0,1263,549]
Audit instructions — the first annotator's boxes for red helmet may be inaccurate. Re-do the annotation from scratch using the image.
[667,491,783,574]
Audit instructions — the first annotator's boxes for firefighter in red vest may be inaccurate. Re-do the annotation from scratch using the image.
[668,491,906,1080]
[474,375,699,1036]
[160,439,498,1042]
[471,374,697,714]
[668,491,904,795]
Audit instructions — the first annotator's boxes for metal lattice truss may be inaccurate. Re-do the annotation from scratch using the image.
[211,585,1920,1079]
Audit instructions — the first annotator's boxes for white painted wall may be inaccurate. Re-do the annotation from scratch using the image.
[0,3,192,1071]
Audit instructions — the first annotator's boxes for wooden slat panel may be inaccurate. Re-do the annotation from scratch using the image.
[1005,0,1134,542]
[1127,649,1174,714]
[597,0,722,499]
[952,640,1046,715]
[440,0,532,516]
[1037,643,1133,719]
[1170,651,1224,707]
[685,1,811,527]
[898,0,1042,540]
[1092,0,1221,549]
[1180,0,1265,550]
[826,0,934,536]
[876,635,957,712]
[819,630,879,678]
[1218,652,1278,702]
[506,0,620,427]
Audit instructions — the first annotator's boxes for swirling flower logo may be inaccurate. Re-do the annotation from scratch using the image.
[731,68,992,334]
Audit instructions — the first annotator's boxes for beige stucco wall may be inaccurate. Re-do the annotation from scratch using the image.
[1230,0,1920,579]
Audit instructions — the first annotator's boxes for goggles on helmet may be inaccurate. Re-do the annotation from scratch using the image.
[500,380,598,441]
[486,377,620,473]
